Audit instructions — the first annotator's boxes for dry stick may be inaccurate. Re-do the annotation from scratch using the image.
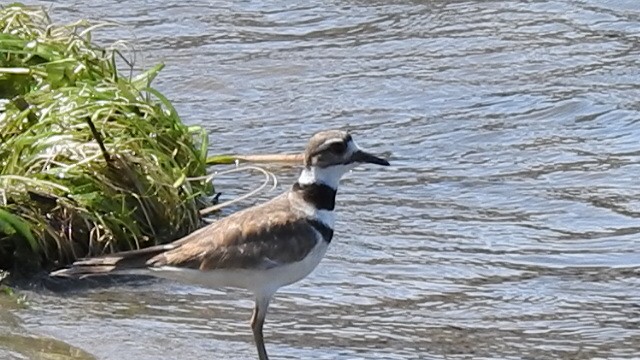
[208,154,304,165]
[85,118,112,163]
[234,154,304,164]
[11,96,38,124]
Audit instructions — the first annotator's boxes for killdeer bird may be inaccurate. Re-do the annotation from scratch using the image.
[51,129,389,360]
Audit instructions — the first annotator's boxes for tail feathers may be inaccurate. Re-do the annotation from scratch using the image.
[50,244,174,278]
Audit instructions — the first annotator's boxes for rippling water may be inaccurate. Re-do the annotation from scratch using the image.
[3,0,640,359]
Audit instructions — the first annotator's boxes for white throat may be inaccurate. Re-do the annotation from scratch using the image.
[297,164,353,189]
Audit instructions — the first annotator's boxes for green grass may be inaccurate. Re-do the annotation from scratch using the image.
[0,4,215,274]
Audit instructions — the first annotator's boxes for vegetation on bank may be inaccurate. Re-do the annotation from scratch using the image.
[0,5,215,275]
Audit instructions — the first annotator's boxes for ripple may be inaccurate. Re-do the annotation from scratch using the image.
[14,0,640,359]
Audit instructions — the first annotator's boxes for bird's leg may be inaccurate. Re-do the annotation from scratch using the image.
[251,295,271,360]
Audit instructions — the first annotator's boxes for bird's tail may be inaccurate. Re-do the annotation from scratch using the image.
[50,244,173,278]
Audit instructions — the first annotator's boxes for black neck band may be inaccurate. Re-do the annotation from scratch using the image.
[292,182,337,211]
[307,219,334,243]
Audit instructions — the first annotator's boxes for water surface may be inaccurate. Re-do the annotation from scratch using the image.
[4,0,640,359]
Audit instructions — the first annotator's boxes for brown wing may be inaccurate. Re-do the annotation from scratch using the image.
[146,194,321,271]
[50,193,322,278]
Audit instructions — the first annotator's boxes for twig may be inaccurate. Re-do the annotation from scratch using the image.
[236,154,303,163]
[85,118,112,163]
[207,153,303,165]
[11,96,38,124]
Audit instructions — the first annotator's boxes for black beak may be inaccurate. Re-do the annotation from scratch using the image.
[351,150,390,166]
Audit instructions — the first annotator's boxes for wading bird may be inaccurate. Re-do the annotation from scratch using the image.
[52,129,390,360]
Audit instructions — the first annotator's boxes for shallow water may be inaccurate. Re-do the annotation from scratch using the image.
[3,0,640,359]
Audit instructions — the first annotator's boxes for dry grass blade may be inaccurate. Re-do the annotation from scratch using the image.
[191,166,278,216]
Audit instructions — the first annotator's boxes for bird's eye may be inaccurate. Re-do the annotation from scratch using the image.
[328,142,347,154]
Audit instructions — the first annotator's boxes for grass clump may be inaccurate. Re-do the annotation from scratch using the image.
[0,4,214,274]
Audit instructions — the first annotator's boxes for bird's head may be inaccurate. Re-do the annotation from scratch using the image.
[298,130,390,188]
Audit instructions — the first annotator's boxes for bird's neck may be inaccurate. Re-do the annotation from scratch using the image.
[292,166,341,211]
[296,165,348,189]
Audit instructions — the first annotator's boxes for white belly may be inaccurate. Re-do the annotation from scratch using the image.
[150,240,329,296]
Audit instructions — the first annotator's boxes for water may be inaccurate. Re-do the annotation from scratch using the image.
[3,0,640,359]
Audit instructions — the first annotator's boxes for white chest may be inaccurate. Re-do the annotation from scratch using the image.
[151,237,330,297]
[263,238,329,290]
